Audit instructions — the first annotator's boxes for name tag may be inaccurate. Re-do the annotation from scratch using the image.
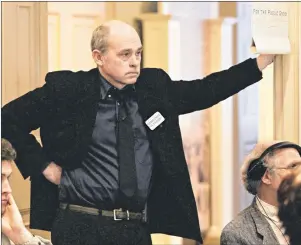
[145,112,165,130]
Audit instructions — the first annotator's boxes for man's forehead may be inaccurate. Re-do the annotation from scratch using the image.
[2,160,13,176]
[108,31,141,48]
[275,147,301,157]
[272,148,301,165]
[110,40,141,50]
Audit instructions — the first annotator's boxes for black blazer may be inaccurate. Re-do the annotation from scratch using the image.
[1,58,262,243]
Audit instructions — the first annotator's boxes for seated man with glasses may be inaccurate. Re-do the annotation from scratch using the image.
[221,141,301,245]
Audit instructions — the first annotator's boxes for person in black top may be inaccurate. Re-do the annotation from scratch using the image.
[2,20,275,245]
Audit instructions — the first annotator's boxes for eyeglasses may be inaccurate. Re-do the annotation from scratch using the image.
[271,162,301,171]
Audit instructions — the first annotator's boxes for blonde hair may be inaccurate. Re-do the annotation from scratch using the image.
[241,140,282,195]
[90,24,110,53]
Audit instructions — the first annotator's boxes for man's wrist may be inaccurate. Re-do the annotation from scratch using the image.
[11,227,34,245]
[42,161,52,174]
[256,56,266,71]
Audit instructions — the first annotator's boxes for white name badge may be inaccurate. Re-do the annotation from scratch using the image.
[145,112,165,130]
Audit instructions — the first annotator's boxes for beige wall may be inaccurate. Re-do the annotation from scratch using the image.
[105,2,157,27]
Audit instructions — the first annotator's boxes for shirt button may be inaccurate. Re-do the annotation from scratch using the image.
[108,94,111,98]
[117,102,120,106]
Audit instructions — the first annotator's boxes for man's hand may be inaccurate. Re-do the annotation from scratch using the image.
[256,54,276,71]
[2,194,34,245]
[43,162,62,185]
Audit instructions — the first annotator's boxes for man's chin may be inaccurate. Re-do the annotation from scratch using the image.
[123,79,138,85]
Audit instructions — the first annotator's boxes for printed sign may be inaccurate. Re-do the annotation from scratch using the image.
[251,2,290,54]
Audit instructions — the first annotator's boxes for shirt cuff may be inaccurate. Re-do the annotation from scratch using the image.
[41,161,52,174]
[18,235,52,245]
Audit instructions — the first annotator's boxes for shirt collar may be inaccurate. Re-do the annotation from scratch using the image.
[256,196,280,222]
[99,71,136,100]
[99,72,112,100]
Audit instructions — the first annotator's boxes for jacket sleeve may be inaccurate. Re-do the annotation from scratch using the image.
[1,71,74,179]
[220,230,246,245]
[161,58,263,115]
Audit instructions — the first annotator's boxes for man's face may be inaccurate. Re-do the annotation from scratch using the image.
[100,31,142,87]
[269,148,301,191]
[1,160,12,215]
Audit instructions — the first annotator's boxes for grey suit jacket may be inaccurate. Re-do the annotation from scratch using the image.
[220,200,279,245]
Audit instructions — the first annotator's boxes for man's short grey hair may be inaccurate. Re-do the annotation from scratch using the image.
[240,141,282,195]
[1,138,16,161]
[90,24,110,54]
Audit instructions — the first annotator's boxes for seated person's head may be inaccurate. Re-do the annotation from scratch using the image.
[241,141,301,205]
[1,138,16,215]
[277,170,301,245]
[1,138,51,245]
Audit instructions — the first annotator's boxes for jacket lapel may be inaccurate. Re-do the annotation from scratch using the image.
[135,80,166,122]
[250,200,280,245]
[72,68,101,152]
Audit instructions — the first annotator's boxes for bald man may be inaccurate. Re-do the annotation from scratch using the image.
[2,20,275,245]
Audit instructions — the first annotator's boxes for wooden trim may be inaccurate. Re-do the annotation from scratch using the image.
[157,2,165,14]
[203,17,237,244]
[20,208,30,227]
[32,2,48,143]
[137,13,171,21]
[232,22,240,216]
[203,19,223,243]
[274,56,283,140]
[273,2,300,143]
[20,208,30,215]
[48,12,61,71]
[105,2,116,20]
[258,64,275,141]
[38,2,48,84]
[72,13,102,19]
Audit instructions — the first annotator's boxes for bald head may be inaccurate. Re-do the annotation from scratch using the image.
[91,20,140,54]
[104,20,138,37]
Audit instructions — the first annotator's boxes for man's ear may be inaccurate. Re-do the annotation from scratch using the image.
[92,49,105,66]
[262,169,272,185]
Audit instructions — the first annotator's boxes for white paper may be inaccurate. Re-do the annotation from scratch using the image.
[251,2,291,54]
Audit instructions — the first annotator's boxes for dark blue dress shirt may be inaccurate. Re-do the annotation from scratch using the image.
[58,73,154,212]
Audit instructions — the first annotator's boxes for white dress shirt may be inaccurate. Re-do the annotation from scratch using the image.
[256,197,290,245]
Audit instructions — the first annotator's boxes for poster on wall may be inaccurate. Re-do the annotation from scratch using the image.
[251,2,290,54]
